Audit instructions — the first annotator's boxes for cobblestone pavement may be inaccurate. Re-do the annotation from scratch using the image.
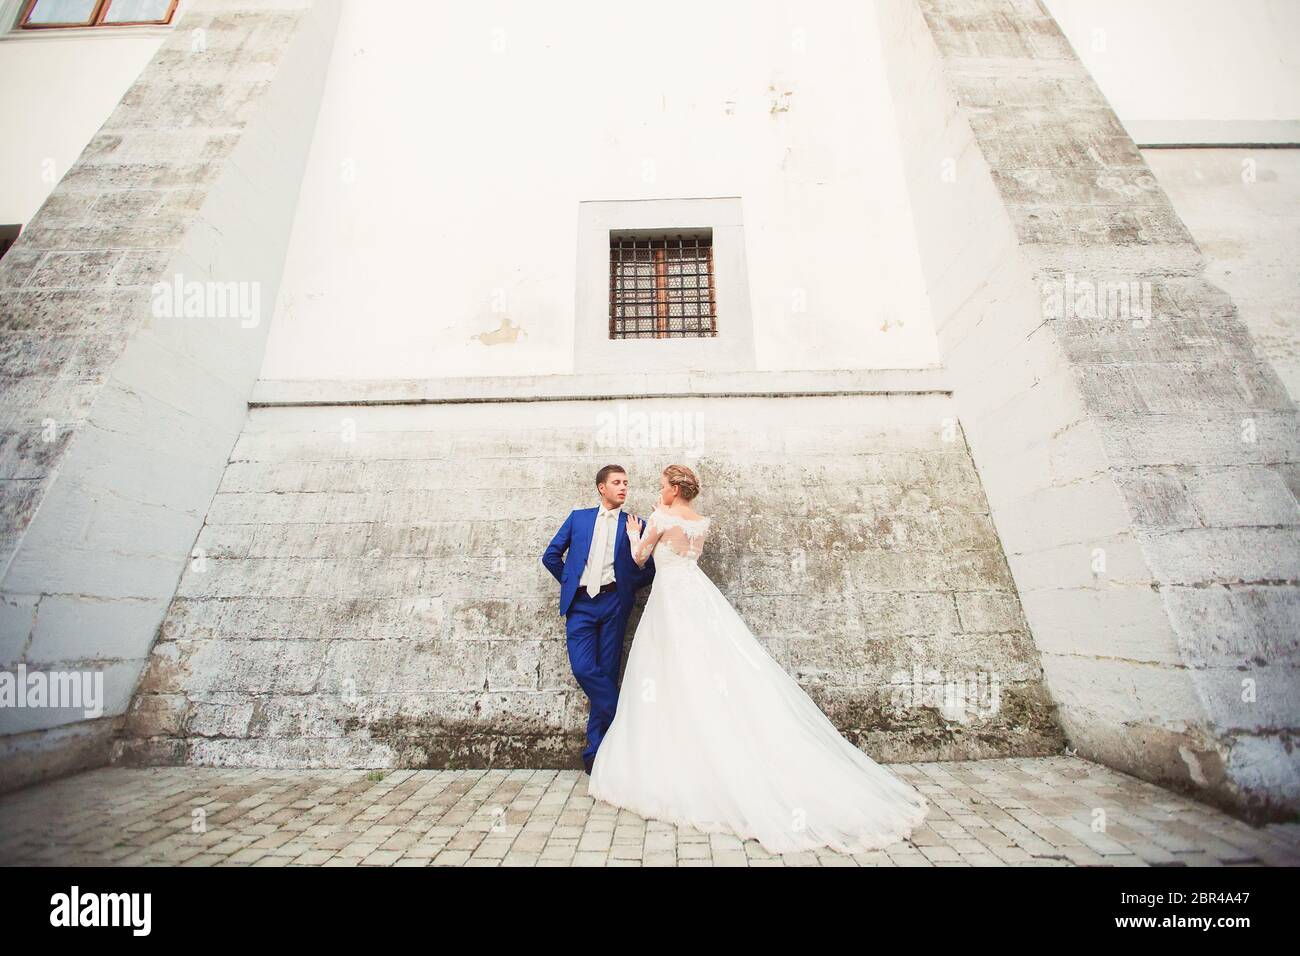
[2,757,1297,867]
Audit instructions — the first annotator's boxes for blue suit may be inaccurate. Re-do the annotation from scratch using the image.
[542,507,655,768]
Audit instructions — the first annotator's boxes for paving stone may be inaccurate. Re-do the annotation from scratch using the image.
[1,758,1296,867]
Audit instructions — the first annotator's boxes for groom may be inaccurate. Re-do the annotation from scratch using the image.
[542,464,656,774]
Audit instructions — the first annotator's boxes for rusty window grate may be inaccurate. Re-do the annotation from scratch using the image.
[609,235,717,339]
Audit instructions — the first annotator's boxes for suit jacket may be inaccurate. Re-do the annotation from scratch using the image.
[542,507,656,617]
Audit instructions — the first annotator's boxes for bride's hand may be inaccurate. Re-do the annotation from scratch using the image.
[627,515,642,536]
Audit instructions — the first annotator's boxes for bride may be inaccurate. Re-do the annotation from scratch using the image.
[587,464,930,855]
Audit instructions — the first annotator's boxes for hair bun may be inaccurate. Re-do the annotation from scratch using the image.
[663,464,700,501]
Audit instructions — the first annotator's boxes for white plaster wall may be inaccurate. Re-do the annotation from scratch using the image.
[1044,0,1300,145]
[257,0,941,381]
[1143,148,1300,402]
[0,13,173,225]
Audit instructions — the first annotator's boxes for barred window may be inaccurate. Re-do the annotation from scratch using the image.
[19,0,178,29]
[609,234,717,339]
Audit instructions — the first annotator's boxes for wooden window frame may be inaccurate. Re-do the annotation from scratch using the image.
[18,0,178,29]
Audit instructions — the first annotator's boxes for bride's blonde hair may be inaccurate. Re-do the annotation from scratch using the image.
[663,464,700,502]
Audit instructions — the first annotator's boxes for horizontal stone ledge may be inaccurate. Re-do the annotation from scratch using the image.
[249,368,954,407]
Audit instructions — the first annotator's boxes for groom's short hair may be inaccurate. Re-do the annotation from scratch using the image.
[595,464,626,488]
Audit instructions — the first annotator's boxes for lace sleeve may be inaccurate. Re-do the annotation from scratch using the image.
[626,511,664,567]
[631,507,710,563]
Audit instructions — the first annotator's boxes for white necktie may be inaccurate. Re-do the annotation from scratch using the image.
[587,508,614,597]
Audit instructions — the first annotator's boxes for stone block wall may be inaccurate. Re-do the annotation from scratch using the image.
[0,0,342,793]
[875,0,1299,820]
[118,391,1064,768]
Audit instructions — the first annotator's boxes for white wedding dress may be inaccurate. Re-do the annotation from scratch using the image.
[588,506,931,855]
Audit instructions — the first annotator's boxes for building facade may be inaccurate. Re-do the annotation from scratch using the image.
[1,0,1297,823]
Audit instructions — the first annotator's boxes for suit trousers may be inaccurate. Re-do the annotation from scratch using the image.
[565,587,626,766]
